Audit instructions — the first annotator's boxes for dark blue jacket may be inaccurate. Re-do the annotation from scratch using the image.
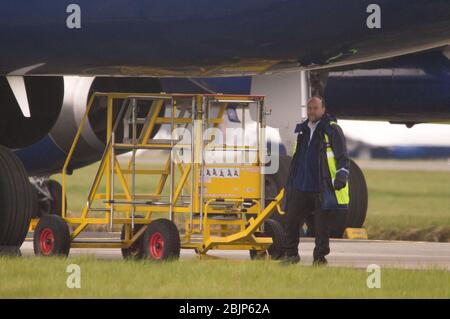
[293,119,323,192]
[286,113,350,210]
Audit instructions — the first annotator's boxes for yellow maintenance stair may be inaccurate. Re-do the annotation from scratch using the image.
[32,93,286,260]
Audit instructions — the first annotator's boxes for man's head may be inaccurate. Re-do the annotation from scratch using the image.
[307,96,326,123]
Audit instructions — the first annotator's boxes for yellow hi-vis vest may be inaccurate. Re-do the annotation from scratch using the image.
[324,122,350,206]
[292,122,350,206]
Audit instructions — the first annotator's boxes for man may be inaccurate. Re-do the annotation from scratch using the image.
[282,96,350,265]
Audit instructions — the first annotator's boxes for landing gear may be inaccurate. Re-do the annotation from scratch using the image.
[0,146,34,256]
[265,155,291,223]
[43,180,65,216]
[346,160,369,230]
[142,219,180,261]
[33,215,70,257]
[30,178,66,218]
[305,159,368,238]
[266,156,368,238]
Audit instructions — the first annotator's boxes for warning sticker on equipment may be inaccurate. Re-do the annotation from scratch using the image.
[201,167,240,179]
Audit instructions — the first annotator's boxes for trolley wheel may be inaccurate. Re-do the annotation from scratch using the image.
[249,249,268,260]
[120,221,145,260]
[249,219,286,260]
[33,215,70,257]
[142,219,180,261]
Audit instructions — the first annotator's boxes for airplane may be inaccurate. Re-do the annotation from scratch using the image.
[1,1,450,253]
[10,47,450,241]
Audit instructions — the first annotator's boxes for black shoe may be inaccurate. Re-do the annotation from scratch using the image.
[280,254,301,265]
[313,256,328,266]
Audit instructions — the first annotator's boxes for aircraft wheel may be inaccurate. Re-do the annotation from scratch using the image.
[0,146,34,255]
[33,215,70,257]
[306,159,369,238]
[347,160,368,228]
[142,219,180,261]
[328,159,368,237]
[266,155,291,224]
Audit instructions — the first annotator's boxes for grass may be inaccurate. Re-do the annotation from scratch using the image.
[3,162,448,299]
[0,257,448,298]
[363,170,450,242]
[53,162,450,242]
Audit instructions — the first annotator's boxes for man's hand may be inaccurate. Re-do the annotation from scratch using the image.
[333,179,346,190]
[334,170,348,190]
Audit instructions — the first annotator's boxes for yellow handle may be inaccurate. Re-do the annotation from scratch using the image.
[276,203,285,215]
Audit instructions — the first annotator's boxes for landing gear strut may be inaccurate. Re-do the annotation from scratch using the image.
[30,178,66,218]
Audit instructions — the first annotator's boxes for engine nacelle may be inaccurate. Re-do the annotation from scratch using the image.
[15,76,162,176]
[0,76,64,148]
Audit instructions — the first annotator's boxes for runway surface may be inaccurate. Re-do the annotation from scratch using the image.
[21,237,450,270]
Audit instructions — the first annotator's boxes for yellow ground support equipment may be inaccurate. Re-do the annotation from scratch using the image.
[32,93,286,260]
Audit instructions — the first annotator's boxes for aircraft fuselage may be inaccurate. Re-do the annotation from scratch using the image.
[1,0,449,77]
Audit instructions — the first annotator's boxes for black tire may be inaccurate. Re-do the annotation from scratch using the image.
[0,146,34,250]
[121,218,145,260]
[264,175,279,207]
[249,249,268,260]
[266,155,291,224]
[306,159,369,238]
[0,246,21,256]
[33,215,70,257]
[347,160,368,228]
[327,159,368,237]
[249,219,286,260]
[142,219,180,261]
[328,211,349,238]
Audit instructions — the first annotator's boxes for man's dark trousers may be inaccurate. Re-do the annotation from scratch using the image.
[283,187,331,259]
